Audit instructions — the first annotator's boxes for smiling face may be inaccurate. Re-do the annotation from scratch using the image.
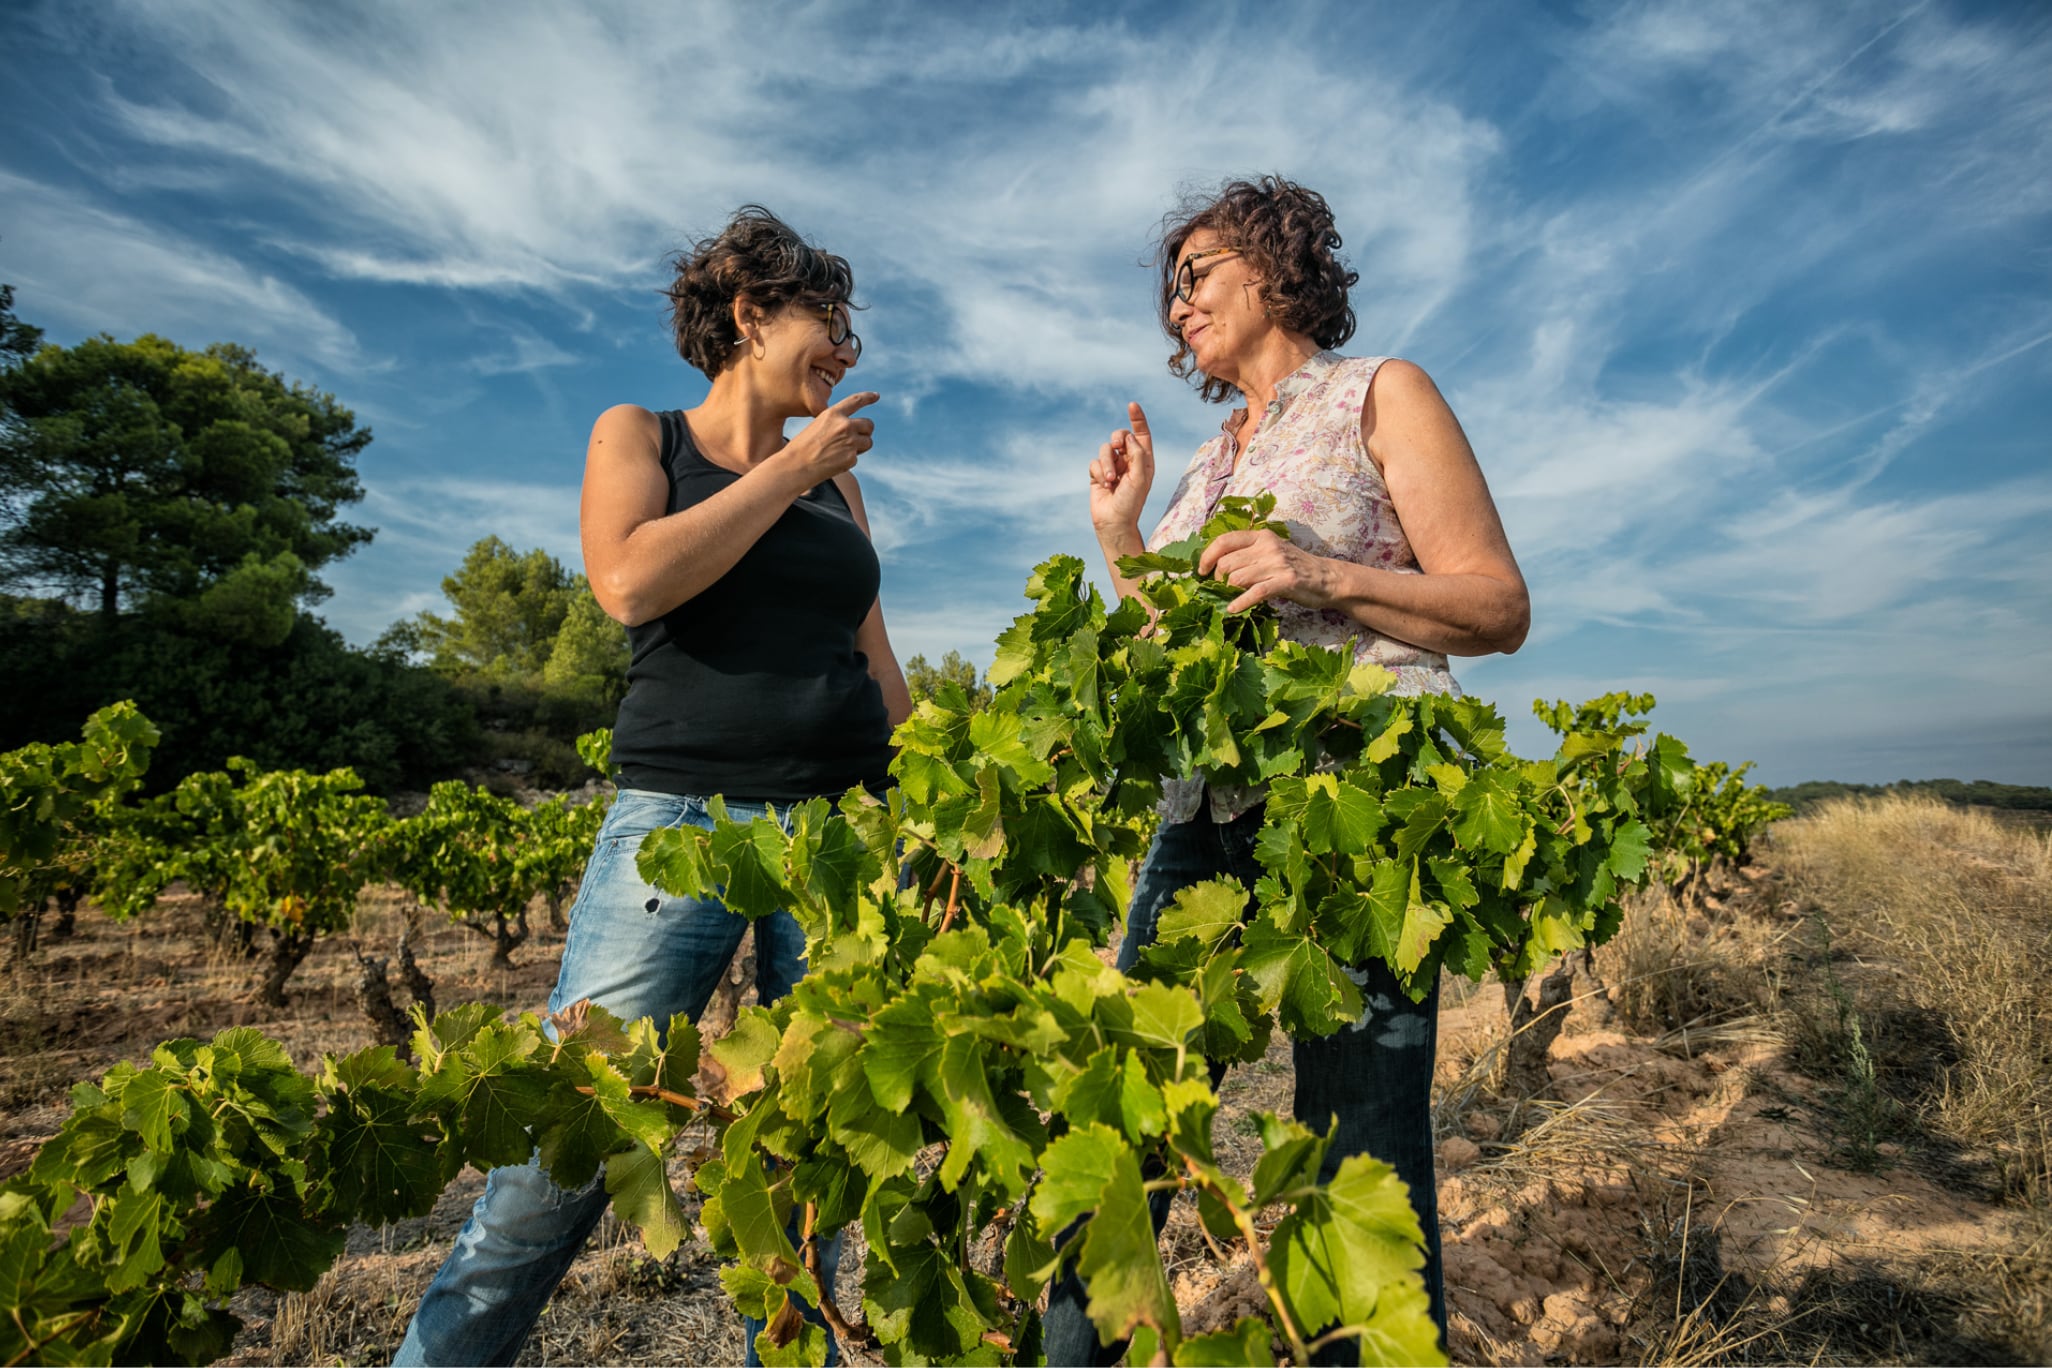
[1154,179,1358,405]
[739,298,861,417]
[1167,229,1272,389]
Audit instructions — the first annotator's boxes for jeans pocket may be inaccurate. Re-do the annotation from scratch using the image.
[598,789,702,853]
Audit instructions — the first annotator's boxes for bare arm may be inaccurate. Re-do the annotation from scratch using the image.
[1198,361,1529,656]
[581,396,877,627]
[832,471,913,727]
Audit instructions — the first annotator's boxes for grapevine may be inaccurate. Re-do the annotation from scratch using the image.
[521,791,610,932]
[1,702,158,952]
[630,496,1685,1363]
[1,505,1795,1365]
[86,760,392,1005]
[385,781,544,967]
[1534,692,1790,898]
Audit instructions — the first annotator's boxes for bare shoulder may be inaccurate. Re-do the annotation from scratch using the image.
[588,403,662,451]
[1363,358,1448,414]
[583,404,665,517]
[1361,357,1467,460]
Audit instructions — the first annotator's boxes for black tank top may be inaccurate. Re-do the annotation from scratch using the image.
[610,410,893,801]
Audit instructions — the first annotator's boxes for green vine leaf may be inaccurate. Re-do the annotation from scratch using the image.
[605,1145,690,1262]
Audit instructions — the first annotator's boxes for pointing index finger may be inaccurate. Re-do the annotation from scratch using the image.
[1127,402,1151,437]
[832,390,882,414]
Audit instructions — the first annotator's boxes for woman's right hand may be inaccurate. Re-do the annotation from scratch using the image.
[777,390,880,490]
[1089,401,1155,537]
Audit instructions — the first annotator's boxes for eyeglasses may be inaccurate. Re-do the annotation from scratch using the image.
[1173,248,1241,304]
[817,304,862,361]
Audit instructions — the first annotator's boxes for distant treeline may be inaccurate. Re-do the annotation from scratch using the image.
[1767,778,2052,814]
[0,292,622,793]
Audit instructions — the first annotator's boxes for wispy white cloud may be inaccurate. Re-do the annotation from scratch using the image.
[1574,0,2052,224]
[356,474,582,567]
[0,168,363,375]
[92,4,758,292]
[1666,477,2052,623]
[57,1,1501,403]
[5,0,2048,782]
[467,330,582,377]
[865,421,1122,552]
[316,472,584,641]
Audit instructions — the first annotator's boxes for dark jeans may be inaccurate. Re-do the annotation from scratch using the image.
[1040,804,1446,1366]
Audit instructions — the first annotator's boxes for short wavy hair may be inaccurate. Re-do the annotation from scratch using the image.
[663,206,856,379]
[1155,176,1358,403]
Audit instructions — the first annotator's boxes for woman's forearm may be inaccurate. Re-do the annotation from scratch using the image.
[593,459,811,627]
[1318,557,1529,657]
[1094,522,1149,602]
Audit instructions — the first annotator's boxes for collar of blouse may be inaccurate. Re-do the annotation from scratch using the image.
[1222,348,1343,445]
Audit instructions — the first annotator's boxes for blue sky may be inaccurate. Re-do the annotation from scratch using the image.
[3,0,2048,785]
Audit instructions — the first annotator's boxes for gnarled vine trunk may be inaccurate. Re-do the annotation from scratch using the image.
[355,918,439,1055]
[51,887,82,939]
[464,904,531,968]
[1502,959,1578,1110]
[353,946,413,1056]
[399,921,437,1022]
[260,926,316,1008]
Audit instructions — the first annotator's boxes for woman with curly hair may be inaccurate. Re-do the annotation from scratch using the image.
[1052,176,1530,1364]
[393,206,906,1367]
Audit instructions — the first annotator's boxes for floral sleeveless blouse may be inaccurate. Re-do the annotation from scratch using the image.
[1150,350,1460,824]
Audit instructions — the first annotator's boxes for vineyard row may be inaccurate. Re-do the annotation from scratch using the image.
[2,503,1791,1366]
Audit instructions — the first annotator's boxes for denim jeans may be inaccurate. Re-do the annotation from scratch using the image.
[1040,804,1446,1367]
[393,789,839,1368]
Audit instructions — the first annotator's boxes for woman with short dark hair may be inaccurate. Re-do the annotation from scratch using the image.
[1052,176,1530,1364]
[393,205,907,1367]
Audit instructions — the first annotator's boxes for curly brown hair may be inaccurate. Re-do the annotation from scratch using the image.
[662,206,856,379]
[1155,176,1358,403]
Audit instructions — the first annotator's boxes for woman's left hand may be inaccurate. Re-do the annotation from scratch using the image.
[1198,529,1334,614]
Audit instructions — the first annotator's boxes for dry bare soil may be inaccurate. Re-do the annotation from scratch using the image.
[3,794,2046,1366]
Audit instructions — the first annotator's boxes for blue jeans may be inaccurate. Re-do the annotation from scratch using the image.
[1041,804,1446,1367]
[393,790,839,1367]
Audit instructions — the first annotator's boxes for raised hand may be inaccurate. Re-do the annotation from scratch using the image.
[1088,401,1156,537]
[780,390,879,489]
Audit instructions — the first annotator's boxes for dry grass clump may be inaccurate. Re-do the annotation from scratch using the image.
[1637,1253,2009,1367]
[1482,1094,1641,1178]
[1602,888,1771,1042]
[1775,795,2052,1204]
[517,1219,738,1367]
[1631,1206,2051,1367]
[267,1258,418,1363]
